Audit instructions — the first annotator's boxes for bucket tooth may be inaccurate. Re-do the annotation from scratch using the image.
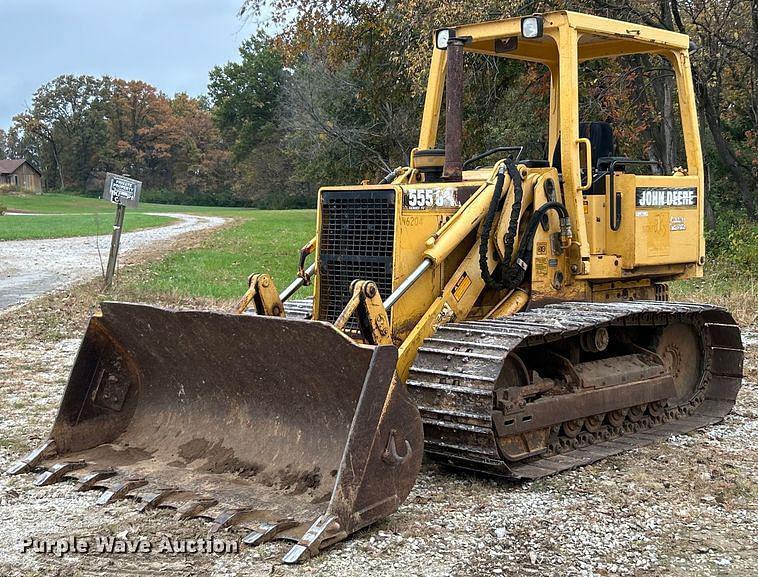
[137,488,184,512]
[210,508,258,533]
[242,519,299,546]
[175,498,218,520]
[282,514,345,564]
[33,461,87,486]
[5,440,56,475]
[95,478,148,506]
[76,469,117,492]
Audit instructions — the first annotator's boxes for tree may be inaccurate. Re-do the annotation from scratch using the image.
[8,75,232,200]
[208,35,285,160]
[169,93,232,196]
[677,0,756,217]
[238,0,755,215]
[11,75,109,189]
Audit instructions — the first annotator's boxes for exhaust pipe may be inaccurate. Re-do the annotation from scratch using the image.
[442,37,465,182]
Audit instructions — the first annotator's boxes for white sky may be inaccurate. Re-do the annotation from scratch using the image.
[0,0,263,128]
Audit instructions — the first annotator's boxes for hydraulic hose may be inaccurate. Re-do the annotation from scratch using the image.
[499,161,525,274]
[479,160,570,291]
[478,164,507,290]
[479,159,524,291]
[498,201,569,289]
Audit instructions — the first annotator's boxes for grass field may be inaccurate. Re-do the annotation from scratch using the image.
[116,209,316,302]
[0,194,317,301]
[0,212,175,240]
[0,192,260,240]
[1,192,258,217]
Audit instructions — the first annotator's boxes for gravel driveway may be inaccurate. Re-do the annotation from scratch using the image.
[0,213,226,311]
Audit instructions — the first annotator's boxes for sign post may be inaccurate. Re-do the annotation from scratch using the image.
[102,173,142,288]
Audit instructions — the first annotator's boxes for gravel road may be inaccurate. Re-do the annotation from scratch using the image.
[0,213,226,311]
[0,307,754,576]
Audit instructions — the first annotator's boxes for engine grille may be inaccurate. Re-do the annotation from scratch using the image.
[317,189,395,329]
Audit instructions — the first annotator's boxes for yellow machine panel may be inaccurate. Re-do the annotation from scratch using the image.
[605,174,700,269]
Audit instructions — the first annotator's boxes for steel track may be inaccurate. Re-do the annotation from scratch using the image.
[284,298,313,320]
[406,301,743,479]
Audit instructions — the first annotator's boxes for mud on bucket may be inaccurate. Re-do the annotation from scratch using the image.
[10,302,423,562]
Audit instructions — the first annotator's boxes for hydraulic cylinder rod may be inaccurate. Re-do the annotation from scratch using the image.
[280,263,316,302]
[383,259,433,311]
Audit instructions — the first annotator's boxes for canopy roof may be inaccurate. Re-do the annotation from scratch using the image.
[448,11,690,64]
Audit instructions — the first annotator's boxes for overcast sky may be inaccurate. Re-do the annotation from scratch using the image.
[0,0,262,128]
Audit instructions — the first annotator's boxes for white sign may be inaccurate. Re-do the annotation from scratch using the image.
[670,216,686,231]
[103,173,142,207]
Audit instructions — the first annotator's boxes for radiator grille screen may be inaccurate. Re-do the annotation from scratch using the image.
[318,190,395,329]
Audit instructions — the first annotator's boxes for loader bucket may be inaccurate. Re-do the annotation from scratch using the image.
[8,302,423,562]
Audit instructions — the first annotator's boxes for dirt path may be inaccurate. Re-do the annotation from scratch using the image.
[0,213,226,311]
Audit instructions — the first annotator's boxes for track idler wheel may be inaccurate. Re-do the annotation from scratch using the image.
[562,419,585,438]
[656,323,703,405]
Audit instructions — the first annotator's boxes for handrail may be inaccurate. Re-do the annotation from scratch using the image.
[462,146,523,170]
[577,138,593,191]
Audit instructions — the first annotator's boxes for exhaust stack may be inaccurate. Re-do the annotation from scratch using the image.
[442,37,465,181]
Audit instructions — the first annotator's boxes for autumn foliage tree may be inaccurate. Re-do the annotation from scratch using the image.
[7,75,232,204]
[237,0,755,217]
[2,1,753,215]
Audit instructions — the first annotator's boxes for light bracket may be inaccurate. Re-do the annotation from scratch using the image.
[435,28,455,50]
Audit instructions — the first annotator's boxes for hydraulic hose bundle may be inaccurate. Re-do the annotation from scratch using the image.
[479,160,570,291]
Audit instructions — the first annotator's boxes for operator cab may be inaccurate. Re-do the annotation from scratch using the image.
[412,10,703,278]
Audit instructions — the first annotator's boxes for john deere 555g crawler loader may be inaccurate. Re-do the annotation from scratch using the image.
[9,11,744,562]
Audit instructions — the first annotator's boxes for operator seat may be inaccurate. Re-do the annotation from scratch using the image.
[551,121,615,173]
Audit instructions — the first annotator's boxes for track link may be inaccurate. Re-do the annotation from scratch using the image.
[284,297,313,320]
[407,301,743,479]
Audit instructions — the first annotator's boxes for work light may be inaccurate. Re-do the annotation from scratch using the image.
[521,15,544,39]
[435,28,453,50]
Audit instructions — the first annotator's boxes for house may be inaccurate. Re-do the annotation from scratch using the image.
[0,159,42,192]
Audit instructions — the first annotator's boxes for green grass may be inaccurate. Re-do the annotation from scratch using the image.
[0,191,261,240]
[0,192,107,213]
[0,212,176,240]
[1,191,259,217]
[116,210,316,302]
[670,262,757,326]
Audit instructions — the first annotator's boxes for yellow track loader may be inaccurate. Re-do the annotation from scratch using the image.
[8,11,744,563]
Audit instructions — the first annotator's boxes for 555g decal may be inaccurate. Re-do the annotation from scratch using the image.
[404,187,461,210]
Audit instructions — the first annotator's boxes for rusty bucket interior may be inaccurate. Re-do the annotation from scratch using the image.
[14,302,423,562]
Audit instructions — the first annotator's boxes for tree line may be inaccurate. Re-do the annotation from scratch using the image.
[1,0,755,219]
[0,77,233,205]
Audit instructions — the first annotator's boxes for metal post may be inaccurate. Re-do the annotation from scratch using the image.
[442,37,465,182]
[104,203,126,288]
